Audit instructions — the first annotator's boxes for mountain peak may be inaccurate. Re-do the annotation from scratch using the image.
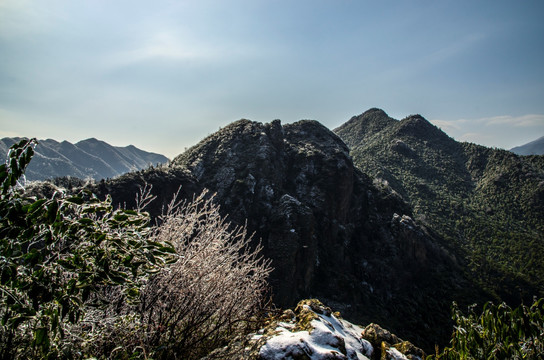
[334,108,397,148]
[395,114,451,143]
[337,108,393,128]
[399,114,431,127]
[350,108,392,125]
[363,107,388,116]
[510,135,544,155]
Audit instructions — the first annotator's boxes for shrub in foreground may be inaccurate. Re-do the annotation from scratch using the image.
[81,189,272,359]
[0,138,272,359]
[432,298,543,359]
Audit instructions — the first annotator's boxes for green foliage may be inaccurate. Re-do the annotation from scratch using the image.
[431,298,544,359]
[335,112,544,304]
[0,138,176,359]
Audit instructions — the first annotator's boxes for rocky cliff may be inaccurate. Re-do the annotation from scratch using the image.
[88,118,471,349]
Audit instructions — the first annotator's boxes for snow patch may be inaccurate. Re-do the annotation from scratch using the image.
[258,310,372,360]
[386,347,409,359]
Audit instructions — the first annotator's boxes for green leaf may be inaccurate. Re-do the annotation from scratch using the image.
[34,326,49,346]
[113,213,129,222]
[27,199,47,213]
[126,287,139,298]
[46,201,59,223]
[65,196,84,205]
[78,218,94,226]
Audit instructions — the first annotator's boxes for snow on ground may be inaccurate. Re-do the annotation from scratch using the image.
[258,303,374,360]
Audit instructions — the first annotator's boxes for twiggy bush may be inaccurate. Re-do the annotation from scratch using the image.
[137,189,272,359]
[79,189,272,359]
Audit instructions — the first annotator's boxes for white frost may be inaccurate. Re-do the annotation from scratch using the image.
[258,310,372,360]
[386,347,409,359]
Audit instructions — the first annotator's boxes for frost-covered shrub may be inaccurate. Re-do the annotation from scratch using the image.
[0,139,176,359]
[86,189,272,359]
[136,189,272,359]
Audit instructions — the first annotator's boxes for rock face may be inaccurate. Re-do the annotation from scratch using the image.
[172,119,398,306]
[90,118,464,349]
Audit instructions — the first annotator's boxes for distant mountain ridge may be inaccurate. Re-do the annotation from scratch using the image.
[0,137,169,181]
[510,135,544,155]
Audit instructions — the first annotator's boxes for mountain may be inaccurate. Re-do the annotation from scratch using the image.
[0,137,169,181]
[21,113,544,352]
[81,118,481,351]
[334,108,544,305]
[510,135,544,155]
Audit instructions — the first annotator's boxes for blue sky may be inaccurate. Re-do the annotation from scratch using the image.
[1,0,543,158]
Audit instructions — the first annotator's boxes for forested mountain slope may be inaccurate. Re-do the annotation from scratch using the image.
[335,108,544,304]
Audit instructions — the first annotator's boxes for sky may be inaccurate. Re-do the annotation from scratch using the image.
[1,0,543,159]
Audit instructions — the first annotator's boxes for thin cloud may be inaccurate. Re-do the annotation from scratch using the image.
[383,32,487,80]
[430,114,544,149]
[0,0,71,39]
[459,132,493,144]
[480,114,544,127]
[102,29,259,71]
[426,32,487,66]
[122,31,213,63]
[430,119,465,132]
[432,114,544,128]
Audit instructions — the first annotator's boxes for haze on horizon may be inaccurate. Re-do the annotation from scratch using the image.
[1,0,543,159]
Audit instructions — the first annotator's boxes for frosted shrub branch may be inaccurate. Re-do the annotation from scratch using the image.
[80,188,272,359]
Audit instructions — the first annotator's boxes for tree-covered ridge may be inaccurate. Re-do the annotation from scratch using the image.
[335,109,544,304]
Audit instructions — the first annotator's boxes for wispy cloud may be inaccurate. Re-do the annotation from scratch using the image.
[479,114,544,127]
[383,32,487,80]
[433,114,544,128]
[426,33,487,66]
[430,119,466,132]
[114,31,214,64]
[0,0,72,39]
[101,28,259,72]
[430,114,544,149]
